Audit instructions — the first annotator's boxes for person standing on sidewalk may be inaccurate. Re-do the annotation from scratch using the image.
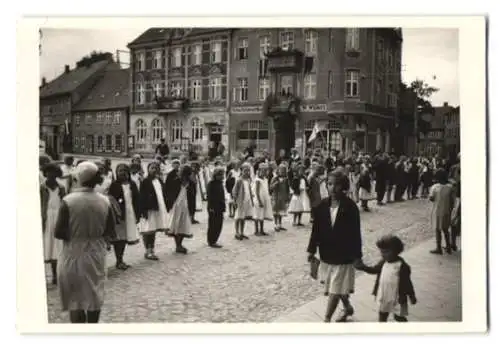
[355,235,417,322]
[206,167,226,248]
[307,171,362,323]
[429,169,456,255]
[374,154,388,206]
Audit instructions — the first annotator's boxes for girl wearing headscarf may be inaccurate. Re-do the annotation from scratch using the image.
[108,163,141,270]
[55,161,117,323]
[40,162,66,285]
[138,161,169,260]
[165,165,193,254]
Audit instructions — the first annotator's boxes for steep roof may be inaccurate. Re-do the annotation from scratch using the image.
[128,28,229,47]
[39,60,112,99]
[73,69,130,111]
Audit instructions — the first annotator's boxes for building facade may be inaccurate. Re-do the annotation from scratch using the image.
[127,28,231,156]
[418,102,452,157]
[229,28,402,157]
[127,28,402,157]
[444,106,460,158]
[39,60,118,158]
[71,69,130,156]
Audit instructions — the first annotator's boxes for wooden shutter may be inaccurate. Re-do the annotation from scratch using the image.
[202,41,210,64]
[202,78,209,101]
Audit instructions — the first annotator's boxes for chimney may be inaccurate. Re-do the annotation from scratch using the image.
[443,102,448,107]
[64,65,70,73]
[41,77,47,86]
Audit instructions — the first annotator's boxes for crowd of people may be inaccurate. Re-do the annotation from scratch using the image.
[39,146,461,323]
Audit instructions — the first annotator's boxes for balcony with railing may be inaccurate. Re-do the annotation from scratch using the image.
[263,93,301,118]
[154,95,190,113]
[265,47,304,74]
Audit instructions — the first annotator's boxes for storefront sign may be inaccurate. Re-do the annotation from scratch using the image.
[231,106,262,114]
[300,104,327,113]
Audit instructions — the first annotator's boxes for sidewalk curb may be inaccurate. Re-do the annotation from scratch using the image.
[274,238,462,323]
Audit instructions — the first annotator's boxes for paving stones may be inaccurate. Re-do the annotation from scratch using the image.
[46,198,433,323]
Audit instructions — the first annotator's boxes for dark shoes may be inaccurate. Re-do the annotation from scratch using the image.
[116,262,130,270]
[209,243,222,248]
[175,246,188,254]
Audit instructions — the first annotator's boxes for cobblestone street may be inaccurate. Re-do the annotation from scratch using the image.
[45,199,433,323]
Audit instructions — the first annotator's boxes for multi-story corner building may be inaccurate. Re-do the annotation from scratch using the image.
[126,27,402,157]
[419,102,452,157]
[71,68,130,156]
[39,59,118,158]
[444,105,460,158]
[229,28,402,157]
[127,28,231,156]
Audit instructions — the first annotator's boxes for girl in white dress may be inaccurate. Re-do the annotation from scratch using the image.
[138,162,169,261]
[253,163,273,236]
[232,163,254,240]
[40,163,66,285]
[166,165,193,254]
[356,235,417,322]
[108,164,141,270]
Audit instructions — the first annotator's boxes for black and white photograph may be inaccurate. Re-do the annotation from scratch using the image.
[15,15,487,334]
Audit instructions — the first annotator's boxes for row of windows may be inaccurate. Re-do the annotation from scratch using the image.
[135,70,363,105]
[73,134,124,153]
[446,128,460,138]
[135,78,226,104]
[135,118,206,144]
[135,41,223,71]
[133,29,361,71]
[74,111,122,126]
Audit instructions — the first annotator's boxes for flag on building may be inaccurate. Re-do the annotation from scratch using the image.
[308,121,326,143]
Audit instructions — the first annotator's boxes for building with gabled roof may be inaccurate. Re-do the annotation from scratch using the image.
[39,58,119,158]
[72,68,130,156]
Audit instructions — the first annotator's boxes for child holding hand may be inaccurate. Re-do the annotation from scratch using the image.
[355,235,417,322]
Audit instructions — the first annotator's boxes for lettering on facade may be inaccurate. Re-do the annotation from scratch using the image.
[231,106,263,114]
[300,104,327,113]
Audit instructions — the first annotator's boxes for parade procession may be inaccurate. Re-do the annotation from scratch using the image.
[38,27,462,324]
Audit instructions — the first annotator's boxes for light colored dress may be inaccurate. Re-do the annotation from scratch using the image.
[430,183,455,231]
[57,188,116,311]
[43,186,63,261]
[299,178,311,213]
[254,177,273,220]
[139,179,170,234]
[319,206,356,295]
[196,172,206,210]
[234,179,255,220]
[376,260,408,316]
[166,185,193,238]
[120,183,139,244]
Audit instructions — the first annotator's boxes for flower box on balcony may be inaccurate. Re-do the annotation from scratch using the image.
[346,48,361,58]
[154,96,189,111]
[266,48,304,73]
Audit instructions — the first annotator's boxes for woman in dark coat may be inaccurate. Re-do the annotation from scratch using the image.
[108,163,141,270]
[307,171,363,323]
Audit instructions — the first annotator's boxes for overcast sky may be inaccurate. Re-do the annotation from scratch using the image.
[39,28,459,107]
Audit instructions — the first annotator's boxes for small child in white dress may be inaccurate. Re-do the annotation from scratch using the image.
[253,163,273,236]
[355,235,417,322]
